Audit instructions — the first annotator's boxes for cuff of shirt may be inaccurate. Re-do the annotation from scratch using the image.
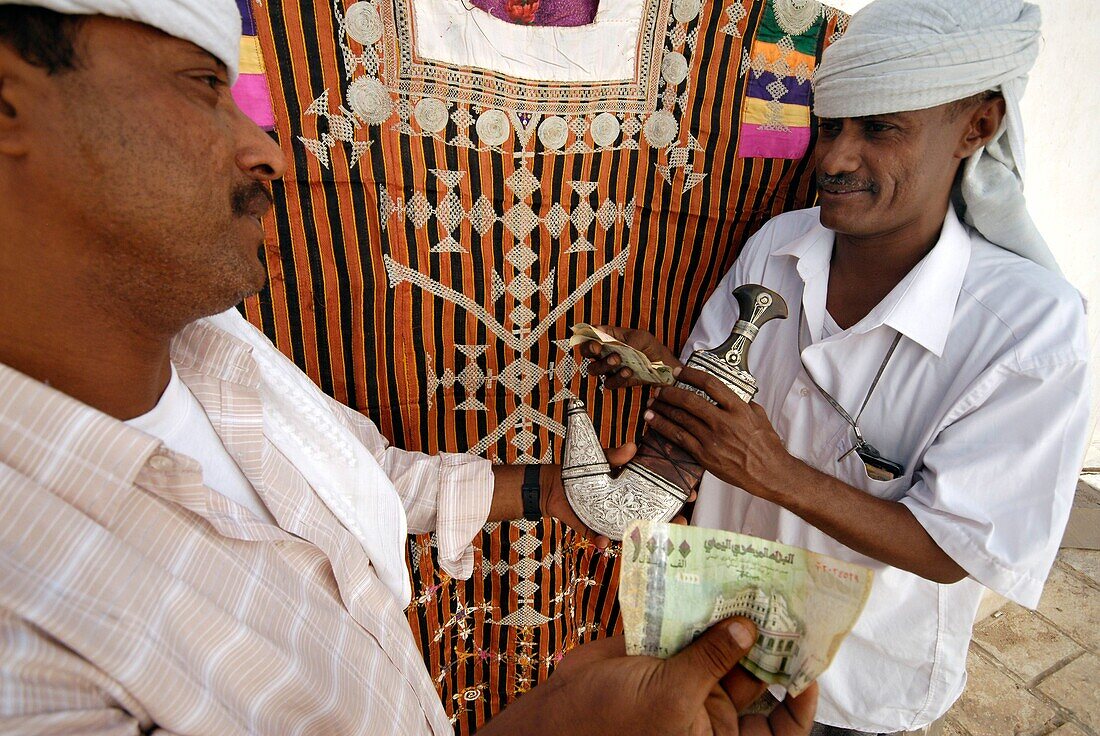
[900,496,1051,608]
[433,452,493,580]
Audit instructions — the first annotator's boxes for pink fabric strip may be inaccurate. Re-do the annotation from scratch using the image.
[231,74,276,131]
[738,124,811,160]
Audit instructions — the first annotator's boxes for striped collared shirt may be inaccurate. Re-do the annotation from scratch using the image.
[0,315,493,735]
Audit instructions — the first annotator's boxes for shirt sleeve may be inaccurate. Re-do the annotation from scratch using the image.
[900,357,1090,608]
[321,395,493,580]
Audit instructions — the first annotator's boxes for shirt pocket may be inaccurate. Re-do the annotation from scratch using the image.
[832,437,910,501]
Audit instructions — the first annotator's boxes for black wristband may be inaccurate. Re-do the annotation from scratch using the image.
[521,464,542,521]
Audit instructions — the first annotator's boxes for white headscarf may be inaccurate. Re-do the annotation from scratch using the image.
[0,0,242,82]
[812,0,1059,273]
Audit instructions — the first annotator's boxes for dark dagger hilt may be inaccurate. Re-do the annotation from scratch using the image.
[562,284,788,540]
[685,284,788,403]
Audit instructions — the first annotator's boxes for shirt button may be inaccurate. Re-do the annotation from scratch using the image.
[149,455,175,472]
[799,387,810,398]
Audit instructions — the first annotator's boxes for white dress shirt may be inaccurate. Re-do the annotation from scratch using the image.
[687,206,1090,732]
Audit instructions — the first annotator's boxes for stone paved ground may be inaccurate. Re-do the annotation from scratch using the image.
[940,477,1100,736]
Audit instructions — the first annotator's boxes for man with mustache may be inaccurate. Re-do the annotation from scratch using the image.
[585,1,1090,734]
[0,2,819,734]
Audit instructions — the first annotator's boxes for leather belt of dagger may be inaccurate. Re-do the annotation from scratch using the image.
[561,284,788,540]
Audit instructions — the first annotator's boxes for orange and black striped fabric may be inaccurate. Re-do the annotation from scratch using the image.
[240,1,844,731]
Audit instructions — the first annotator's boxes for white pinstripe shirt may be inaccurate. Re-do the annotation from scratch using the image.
[0,316,493,735]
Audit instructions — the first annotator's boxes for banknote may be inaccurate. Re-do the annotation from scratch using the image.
[569,324,677,385]
[619,521,873,696]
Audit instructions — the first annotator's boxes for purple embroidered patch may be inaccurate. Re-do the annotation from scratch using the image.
[468,0,599,27]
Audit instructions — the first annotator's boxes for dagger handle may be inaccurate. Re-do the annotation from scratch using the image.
[624,284,788,503]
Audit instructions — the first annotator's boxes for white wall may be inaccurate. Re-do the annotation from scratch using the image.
[826,0,1100,467]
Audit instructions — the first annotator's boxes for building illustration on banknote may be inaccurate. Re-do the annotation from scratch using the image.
[707,588,804,678]
[620,521,871,696]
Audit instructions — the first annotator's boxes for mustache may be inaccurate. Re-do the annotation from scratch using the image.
[232,183,274,218]
[816,174,877,193]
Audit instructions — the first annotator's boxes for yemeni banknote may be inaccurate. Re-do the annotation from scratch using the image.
[569,324,677,385]
[620,521,873,696]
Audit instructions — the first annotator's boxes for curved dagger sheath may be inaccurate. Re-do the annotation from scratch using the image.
[562,284,788,540]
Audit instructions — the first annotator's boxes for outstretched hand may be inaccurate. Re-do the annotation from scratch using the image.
[479,616,817,736]
[542,442,635,550]
[579,326,683,390]
[543,442,695,549]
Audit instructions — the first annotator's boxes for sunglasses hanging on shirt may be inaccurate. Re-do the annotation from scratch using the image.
[796,304,906,482]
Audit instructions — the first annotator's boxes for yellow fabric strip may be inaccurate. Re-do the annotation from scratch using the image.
[239,36,265,75]
[742,97,810,128]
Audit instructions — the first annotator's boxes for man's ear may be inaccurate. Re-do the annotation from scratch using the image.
[955,96,1007,159]
[0,44,41,157]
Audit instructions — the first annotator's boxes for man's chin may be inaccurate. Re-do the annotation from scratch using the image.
[195,268,268,322]
[818,204,850,233]
[819,202,870,236]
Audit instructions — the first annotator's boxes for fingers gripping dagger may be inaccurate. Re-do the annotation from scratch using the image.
[561,285,788,540]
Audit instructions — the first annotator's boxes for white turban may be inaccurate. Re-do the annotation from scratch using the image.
[812,0,1059,273]
[0,0,242,82]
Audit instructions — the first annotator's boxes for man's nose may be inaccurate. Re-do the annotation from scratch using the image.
[815,123,861,176]
[234,107,287,183]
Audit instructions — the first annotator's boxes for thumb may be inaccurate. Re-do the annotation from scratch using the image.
[666,617,757,688]
[605,441,637,467]
[593,325,627,341]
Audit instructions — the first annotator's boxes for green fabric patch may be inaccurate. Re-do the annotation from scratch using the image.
[755,0,825,55]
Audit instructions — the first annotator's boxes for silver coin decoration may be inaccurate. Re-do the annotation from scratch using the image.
[773,0,822,36]
[344,2,383,45]
[672,0,702,23]
[414,98,449,133]
[475,109,511,147]
[643,110,678,148]
[537,116,569,150]
[348,77,393,125]
[662,51,690,86]
[589,112,621,147]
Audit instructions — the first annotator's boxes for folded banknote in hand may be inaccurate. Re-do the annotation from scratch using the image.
[569,323,676,385]
[620,521,873,696]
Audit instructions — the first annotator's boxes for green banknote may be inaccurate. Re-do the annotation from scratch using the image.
[620,521,874,696]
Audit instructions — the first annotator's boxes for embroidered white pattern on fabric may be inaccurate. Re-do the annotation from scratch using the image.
[344,0,383,44]
[300,0,711,168]
[298,89,373,169]
[379,166,634,465]
[773,0,821,36]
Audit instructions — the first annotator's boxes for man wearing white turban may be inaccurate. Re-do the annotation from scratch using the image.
[587,0,1090,734]
[0,2,820,735]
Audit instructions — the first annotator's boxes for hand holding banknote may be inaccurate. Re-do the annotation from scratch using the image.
[620,522,873,698]
[480,614,817,736]
[571,324,680,388]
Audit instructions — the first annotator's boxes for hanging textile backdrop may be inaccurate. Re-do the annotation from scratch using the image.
[234,0,846,730]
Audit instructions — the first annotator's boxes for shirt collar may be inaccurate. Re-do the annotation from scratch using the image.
[0,313,262,508]
[170,314,261,388]
[772,206,972,357]
[773,208,834,281]
[0,363,160,506]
